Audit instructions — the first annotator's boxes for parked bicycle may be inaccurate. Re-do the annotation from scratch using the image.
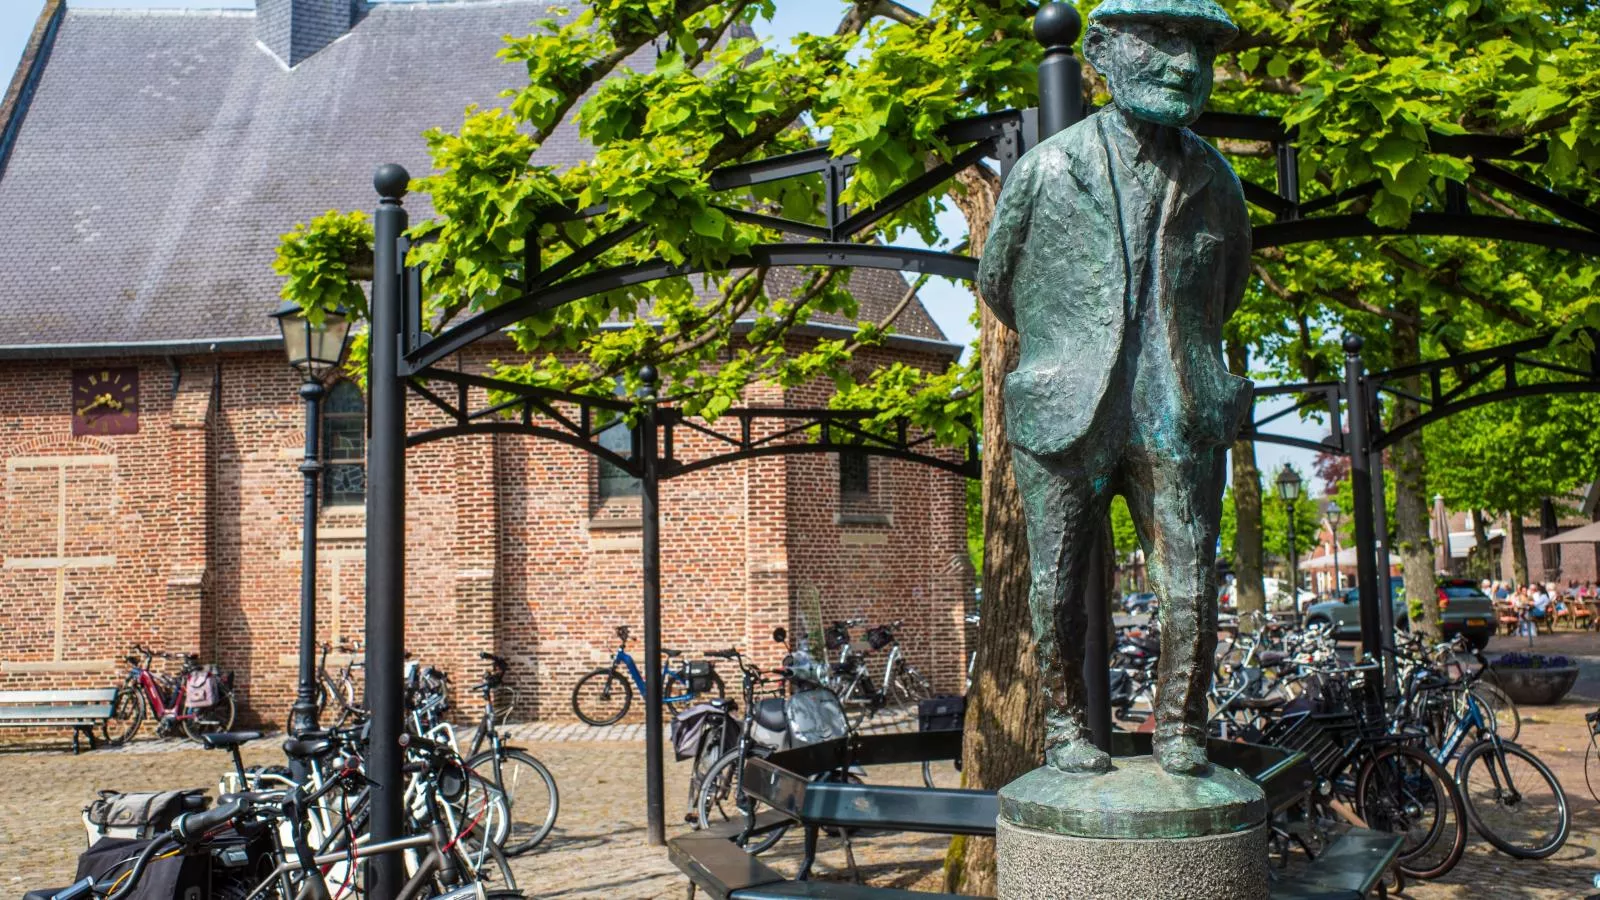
[824,619,933,725]
[692,630,849,854]
[570,625,723,726]
[1398,636,1569,859]
[102,645,236,745]
[454,652,559,856]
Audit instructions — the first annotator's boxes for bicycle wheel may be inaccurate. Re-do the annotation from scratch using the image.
[687,725,727,824]
[1356,744,1467,880]
[183,691,237,741]
[889,665,933,711]
[1456,740,1570,859]
[466,748,560,856]
[101,684,145,746]
[696,750,787,855]
[571,669,631,726]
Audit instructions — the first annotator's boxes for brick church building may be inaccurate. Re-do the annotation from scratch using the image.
[0,0,973,725]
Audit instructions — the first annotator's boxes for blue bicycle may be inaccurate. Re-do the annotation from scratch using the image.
[570,625,724,726]
[1409,654,1570,860]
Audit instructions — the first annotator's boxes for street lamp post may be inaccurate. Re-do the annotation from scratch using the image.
[273,301,354,737]
[1326,500,1344,596]
[1276,465,1303,628]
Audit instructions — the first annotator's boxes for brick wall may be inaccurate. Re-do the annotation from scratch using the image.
[0,344,973,730]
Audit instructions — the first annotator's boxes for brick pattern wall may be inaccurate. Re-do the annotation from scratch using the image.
[0,344,973,730]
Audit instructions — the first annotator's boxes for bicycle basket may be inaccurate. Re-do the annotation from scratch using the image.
[824,622,851,651]
[686,660,717,694]
[865,625,894,650]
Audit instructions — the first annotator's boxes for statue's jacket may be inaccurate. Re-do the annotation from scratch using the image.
[979,108,1254,460]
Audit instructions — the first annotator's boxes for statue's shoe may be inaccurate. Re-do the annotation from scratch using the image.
[1153,735,1210,775]
[1045,737,1112,774]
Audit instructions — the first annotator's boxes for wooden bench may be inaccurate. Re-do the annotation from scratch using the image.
[0,688,117,753]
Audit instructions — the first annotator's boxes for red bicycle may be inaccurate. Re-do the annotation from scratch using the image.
[102,645,236,745]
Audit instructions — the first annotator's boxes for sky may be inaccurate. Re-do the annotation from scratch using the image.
[0,0,1327,488]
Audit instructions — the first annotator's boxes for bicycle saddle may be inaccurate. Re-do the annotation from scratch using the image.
[1258,651,1288,667]
[200,730,263,750]
[754,697,788,732]
[282,736,334,758]
[660,647,684,657]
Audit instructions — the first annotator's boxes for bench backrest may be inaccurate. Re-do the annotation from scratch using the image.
[0,688,117,705]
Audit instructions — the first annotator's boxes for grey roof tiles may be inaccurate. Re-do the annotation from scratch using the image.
[0,1,949,351]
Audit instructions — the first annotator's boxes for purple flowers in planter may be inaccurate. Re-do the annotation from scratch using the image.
[1492,653,1574,669]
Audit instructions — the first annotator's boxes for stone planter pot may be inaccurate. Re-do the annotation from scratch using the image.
[1486,665,1580,705]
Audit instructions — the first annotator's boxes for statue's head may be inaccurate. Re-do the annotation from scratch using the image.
[1084,0,1237,128]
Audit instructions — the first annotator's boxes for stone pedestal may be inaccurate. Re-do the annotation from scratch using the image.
[996,756,1268,900]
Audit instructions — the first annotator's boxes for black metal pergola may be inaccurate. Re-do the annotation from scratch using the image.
[348,4,1600,894]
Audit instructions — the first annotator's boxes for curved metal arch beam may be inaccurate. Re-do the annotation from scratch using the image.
[1239,432,1343,455]
[403,243,979,373]
[665,442,977,481]
[407,422,643,476]
[1375,382,1600,450]
[1255,213,1600,256]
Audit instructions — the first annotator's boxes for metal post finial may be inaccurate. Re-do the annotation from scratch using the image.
[1343,333,1365,355]
[374,163,410,201]
[1034,2,1083,50]
[638,364,659,398]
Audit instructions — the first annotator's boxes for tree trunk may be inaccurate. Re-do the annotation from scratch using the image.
[1226,340,1266,629]
[1390,318,1441,640]
[944,168,1041,895]
[1470,510,1493,582]
[1508,513,1530,587]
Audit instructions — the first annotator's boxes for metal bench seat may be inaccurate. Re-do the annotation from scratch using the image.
[0,688,117,753]
[1270,829,1402,899]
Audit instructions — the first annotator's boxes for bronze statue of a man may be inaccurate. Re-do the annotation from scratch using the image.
[978,0,1253,776]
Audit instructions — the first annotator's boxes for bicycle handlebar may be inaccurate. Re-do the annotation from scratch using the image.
[173,798,245,842]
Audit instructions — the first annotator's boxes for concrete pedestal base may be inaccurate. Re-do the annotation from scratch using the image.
[995,755,1268,900]
[996,817,1268,900]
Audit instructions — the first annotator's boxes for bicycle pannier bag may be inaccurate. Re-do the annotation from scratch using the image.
[74,837,207,900]
[83,789,208,846]
[669,702,736,761]
[824,622,851,651]
[685,660,716,694]
[184,668,218,709]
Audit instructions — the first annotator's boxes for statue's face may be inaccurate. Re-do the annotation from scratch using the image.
[1087,21,1215,128]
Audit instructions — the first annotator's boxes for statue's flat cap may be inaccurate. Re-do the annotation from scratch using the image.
[1088,0,1239,45]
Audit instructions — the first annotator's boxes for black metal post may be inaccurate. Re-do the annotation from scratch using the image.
[638,365,665,846]
[289,379,325,738]
[1371,447,1397,692]
[366,162,410,899]
[1032,1,1108,754]
[1287,503,1300,630]
[1344,336,1383,664]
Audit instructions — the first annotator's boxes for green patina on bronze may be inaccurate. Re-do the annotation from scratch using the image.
[997,757,1267,840]
[978,0,1254,777]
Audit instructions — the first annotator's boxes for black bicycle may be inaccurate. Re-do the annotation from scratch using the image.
[457,652,559,856]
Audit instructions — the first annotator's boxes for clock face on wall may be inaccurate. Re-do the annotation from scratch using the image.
[72,368,139,436]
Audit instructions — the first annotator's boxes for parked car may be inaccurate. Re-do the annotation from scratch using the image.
[1303,577,1494,648]
[1123,592,1158,614]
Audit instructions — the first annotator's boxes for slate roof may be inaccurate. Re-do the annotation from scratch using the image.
[0,1,950,354]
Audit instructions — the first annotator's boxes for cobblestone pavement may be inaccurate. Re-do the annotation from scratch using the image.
[2,702,1596,898]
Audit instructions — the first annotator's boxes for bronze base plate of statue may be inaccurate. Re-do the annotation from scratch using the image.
[982,0,1267,895]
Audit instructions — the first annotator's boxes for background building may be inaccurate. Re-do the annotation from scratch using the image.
[0,0,973,724]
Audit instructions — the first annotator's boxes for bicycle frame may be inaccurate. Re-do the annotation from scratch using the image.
[125,659,200,723]
[611,646,695,703]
